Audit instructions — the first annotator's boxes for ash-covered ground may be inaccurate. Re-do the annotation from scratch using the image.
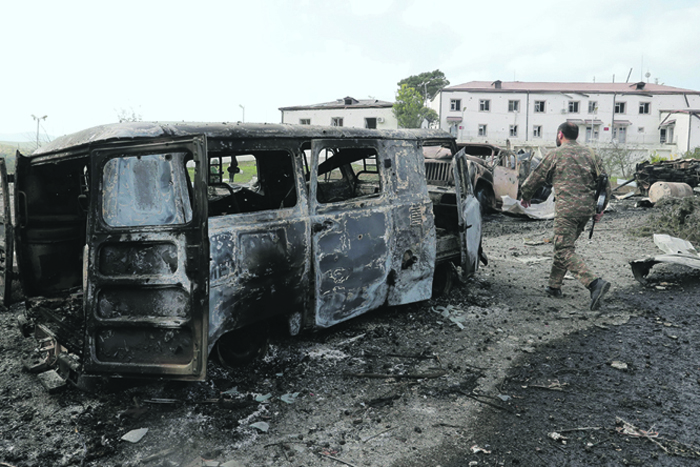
[2,197,699,467]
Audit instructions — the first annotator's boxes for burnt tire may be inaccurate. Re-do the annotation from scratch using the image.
[432,263,455,298]
[215,323,269,368]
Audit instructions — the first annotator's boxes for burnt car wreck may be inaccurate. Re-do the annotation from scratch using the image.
[423,141,550,214]
[5,122,484,390]
[635,158,700,194]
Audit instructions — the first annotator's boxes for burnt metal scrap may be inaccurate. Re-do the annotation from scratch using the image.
[4,121,485,390]
[630,234,700,284]
[635,159,700,194]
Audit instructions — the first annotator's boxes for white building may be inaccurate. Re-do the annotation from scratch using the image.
[435,80,700,158]
[279,96,397,129]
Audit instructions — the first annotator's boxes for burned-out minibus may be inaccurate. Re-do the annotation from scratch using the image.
[2,122,484,390]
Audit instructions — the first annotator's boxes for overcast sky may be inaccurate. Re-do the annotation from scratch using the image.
[2,0,700,141]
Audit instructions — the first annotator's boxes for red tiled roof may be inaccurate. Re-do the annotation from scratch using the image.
[443,81,700,95]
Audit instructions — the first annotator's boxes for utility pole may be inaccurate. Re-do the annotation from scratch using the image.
[31,114,47,149]
[239,104,245,123]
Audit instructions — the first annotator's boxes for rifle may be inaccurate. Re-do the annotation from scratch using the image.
[589,174,608,239]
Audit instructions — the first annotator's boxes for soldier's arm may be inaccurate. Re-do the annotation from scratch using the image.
[520,152,554,201]
[592,151,613,210]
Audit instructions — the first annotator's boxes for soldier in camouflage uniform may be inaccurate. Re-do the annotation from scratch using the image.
[520,122,612,310]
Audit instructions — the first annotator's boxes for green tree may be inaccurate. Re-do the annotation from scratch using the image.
[684,147,700,159]
[397,70,449,102]
[420,107,439,125]
[393,84,426,128]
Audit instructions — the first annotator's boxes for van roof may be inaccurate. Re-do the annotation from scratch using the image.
[33,122,454,157]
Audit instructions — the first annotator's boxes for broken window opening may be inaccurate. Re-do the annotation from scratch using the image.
[207,150,298,216]
[316,147,382,204]
[534,101,546,113]
[509,125,518,137]
[615,102,626,114]
[331,117,344,127]
[365,118,377,129]
[568,101,580,113]
[533,126,542,138]
[450,99,461,111]
[479,100,490,112]
[588,101,598,113]
[639,102,651,114]
[659,127,674,144]
[478,124,487,137]
[508,100,520,112]
[299,118,311,125]
[103,152,193,228]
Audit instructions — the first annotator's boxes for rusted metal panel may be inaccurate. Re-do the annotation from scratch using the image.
[492,166,519,200]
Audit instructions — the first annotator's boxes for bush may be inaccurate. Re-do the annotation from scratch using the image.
[632,197,700,245]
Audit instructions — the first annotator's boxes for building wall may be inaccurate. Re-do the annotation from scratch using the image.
[280,107,397,129]
[438,88,700,157]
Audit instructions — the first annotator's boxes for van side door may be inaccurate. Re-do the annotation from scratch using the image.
[84,137,209,380]
[309,140,391,328]
[453,148,482,276]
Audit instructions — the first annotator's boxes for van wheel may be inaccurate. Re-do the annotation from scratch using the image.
[432,263,455,298]
[215,324,269,368]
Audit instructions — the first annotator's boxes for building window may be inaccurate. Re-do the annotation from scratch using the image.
[568,101,580,113]
[585,127,599,142]
[639,102,651,114]
[365,118,377,129]
[299,118,310,125]
[660,127,674,144]
[534,101,546,113]
[638,127,645,133]
[478,124,487,136]
[615,102,626,114]
[509,125,518,137]
[508,100,520,112]
[331,117,343,127]
[450,99,461,111]
[479,100,490,112]
[533,126,542,138]
[588,101,597,113]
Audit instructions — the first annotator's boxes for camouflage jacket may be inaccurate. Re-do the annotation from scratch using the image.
[520,141,610,218]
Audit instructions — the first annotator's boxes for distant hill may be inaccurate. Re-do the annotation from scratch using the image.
[0,141,36,173]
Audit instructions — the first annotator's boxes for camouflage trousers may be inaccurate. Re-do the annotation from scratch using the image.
[549,215,597,289]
